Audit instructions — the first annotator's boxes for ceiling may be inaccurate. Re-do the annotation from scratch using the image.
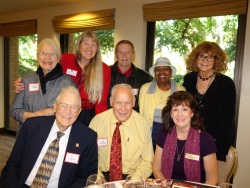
[0,0,90,16]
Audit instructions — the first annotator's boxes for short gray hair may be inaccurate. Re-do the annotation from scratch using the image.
[56,86,81,106]
[111,84,135,103]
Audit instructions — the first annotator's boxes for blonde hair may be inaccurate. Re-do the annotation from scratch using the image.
[74,30,103,103]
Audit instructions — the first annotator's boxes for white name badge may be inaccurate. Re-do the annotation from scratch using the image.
[185,153,200,161]
[97,138,108,146]
[29,83,39,92]
[66,69,77,76]
[132,88,139,95]
[65,152,80,164]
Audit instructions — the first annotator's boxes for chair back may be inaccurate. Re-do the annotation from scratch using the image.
[218,146,238,186]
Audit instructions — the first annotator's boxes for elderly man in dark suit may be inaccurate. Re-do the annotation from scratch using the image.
[0,86,98,188]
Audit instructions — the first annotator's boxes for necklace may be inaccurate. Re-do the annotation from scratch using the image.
[176,141,187,161]
[198,73,213,81]
[195,74,214,104]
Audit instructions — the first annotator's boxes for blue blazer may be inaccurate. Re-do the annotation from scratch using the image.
[0,116,98,188]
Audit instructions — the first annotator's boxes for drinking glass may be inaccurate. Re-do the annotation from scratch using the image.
[124,174,144,188]
[86,174,105,188]
[220,183,238,188]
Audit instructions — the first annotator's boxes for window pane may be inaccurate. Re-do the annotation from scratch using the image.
[8,35,37,131]
[154,15,238,83]
[66,30,114,65]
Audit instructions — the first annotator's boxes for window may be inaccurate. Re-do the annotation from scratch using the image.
[0,19,37,132]
[153,15,238,84]
[61,30,114,65]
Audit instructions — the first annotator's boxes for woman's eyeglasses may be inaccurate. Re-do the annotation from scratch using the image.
[197,54,215,62]
[38,51,57,58]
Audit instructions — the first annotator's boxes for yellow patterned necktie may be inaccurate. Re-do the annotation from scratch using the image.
[31,131,64,187]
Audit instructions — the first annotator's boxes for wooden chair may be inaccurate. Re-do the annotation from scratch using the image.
[217,146,238,186]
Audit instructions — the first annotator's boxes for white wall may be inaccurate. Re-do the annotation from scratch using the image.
[0,0,249,186]
[234,1,250,186]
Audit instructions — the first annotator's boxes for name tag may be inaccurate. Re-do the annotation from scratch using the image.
[66,69,77,76]
[185,153,200,161]
[29,83,39,92]
[65,152,80,164]
[97,138,108,146]
[132,88,139,95]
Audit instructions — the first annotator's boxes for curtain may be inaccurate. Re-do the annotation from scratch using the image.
[52,9,115,34]
[0,19,37,37]
[143,0,248,21]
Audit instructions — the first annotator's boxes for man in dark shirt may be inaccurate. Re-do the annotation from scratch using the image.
[109,40,153,112]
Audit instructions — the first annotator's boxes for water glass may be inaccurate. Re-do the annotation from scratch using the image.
[221,183,238,188]
[86,174,105,188]
[124,174,144,188]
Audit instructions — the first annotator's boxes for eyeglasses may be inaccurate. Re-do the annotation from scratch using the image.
[197,54,216,62]
[57,103,80,113]
[38,51,57,58]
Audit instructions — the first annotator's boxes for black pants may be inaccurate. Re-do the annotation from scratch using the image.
[77,108,95,126]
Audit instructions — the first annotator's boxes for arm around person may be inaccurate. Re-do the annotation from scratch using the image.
[9,73,75,124]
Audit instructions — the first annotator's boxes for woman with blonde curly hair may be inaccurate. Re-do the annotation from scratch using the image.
[183,41,236,163]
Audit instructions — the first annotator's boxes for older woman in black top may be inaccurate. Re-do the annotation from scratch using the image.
[183,41,236,162]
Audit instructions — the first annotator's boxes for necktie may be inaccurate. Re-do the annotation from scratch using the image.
[109,122,122,181]
[31,131,64,187]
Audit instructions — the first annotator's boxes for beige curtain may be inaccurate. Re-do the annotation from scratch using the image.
[52,9,115,34]
[0,19,37,37]
[143,0,248,21]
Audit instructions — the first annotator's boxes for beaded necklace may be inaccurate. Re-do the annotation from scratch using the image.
[198,73,213,81]
[195,74,214,104]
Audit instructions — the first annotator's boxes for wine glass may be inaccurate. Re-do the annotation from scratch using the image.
[220,183,238,188]
[124,174,144,188]
[86,174,105,188]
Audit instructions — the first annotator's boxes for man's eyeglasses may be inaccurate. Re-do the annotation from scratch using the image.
[197,54,216,62]
[57,103,80,113]
[38,51,57,58]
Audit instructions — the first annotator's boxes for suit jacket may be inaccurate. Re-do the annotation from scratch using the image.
[0,116,98,188]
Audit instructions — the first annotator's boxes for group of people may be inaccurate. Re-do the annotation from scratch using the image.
[0,30,236,188]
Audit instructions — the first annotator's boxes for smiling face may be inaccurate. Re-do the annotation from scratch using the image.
[110,86,135,122]
[170,103,194,130]
[115,43,135,72]
[154,66,172,85]
[54,91,81,132]
[37,43,59,75]
[196,52,215,74]
[79,38,98,62]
